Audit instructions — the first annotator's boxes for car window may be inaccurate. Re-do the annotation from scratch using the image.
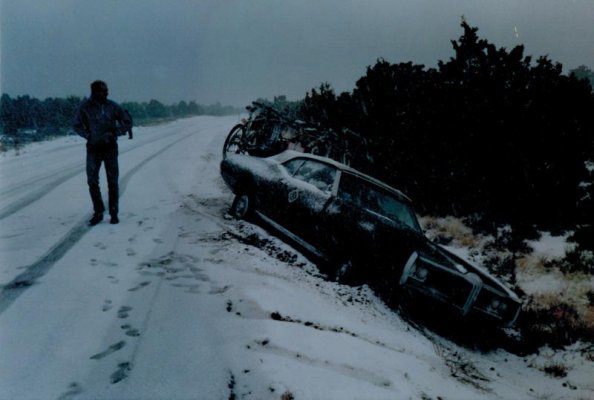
[293,160,337,192]
[338,172,422,232]
[282,158,306,176]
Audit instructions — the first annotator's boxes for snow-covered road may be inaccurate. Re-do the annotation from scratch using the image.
[1,116,592,400]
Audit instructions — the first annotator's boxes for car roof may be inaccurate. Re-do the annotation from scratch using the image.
[269,150,413,202]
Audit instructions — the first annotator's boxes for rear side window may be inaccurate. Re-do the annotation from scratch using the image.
[338,172,422,232]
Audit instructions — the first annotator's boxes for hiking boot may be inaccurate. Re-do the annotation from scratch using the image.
[89,213,103,226]
[110,215,119,224]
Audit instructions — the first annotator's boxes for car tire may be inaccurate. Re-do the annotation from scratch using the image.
[334,259,362,285]
[231,193,253,220]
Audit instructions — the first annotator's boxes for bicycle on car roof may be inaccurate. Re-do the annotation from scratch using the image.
[222,102,367,166]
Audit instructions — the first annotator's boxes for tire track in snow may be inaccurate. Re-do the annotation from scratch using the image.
[0,129,195,220]
[0,166,86,220]
[251,338,393,389]
[0,142,82,196]
[0,143,80,191]
[0,130,198,315]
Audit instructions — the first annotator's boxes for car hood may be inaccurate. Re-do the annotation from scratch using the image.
[222,154,280,176]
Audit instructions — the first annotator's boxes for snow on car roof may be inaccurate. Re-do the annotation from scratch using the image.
[269,150,413,202]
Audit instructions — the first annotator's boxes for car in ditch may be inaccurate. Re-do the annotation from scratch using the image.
[220,150,522,327]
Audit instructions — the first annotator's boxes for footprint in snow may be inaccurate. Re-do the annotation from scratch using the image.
[56,382,82,400]
[91,259,118,268]
[102,300,113,312]
[118,306,132,319]
[89,341,126,360]
[111,362,132,384]
[128,281,151,292]
[171,283,201,294]
[120,324,141,337]
[209,285,231,294]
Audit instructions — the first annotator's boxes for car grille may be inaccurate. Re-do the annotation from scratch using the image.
[404,256,476,312]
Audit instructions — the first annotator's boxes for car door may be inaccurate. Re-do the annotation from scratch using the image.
[277,159,337,250]
[257,157,307,225]
[316,172,382,260]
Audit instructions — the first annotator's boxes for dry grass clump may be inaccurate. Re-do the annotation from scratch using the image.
[420,216,483,248]
[516,253,594,347]
[519,299,586,348]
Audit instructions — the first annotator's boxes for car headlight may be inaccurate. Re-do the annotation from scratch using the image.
[488,298,508,313]
[413,266,429,281]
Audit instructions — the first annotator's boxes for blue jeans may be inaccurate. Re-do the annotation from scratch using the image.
[86,142,119,216]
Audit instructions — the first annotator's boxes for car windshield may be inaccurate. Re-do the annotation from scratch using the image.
[338,172,422,233]
[283,158,336,192]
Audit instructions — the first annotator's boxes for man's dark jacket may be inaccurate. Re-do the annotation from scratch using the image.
[73,97,132,145]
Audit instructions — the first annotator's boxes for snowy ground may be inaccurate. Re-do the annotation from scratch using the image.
[1,116,593,400]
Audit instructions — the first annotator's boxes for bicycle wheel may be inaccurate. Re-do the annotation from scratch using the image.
[222,124,246,159]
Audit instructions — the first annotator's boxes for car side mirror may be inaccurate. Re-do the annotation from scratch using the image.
[322,195,342,213]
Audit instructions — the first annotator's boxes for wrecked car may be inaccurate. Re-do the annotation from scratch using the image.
[220,150,522,326]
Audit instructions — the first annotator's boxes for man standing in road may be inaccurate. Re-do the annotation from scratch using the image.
[73,80,132,226]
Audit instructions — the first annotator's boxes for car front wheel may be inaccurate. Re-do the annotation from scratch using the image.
[334,258,365,285]
[231,193,253,219]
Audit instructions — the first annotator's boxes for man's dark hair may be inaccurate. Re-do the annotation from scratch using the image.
[91,80,108,93]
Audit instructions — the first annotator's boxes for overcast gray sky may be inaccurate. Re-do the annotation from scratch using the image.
[1,0,593,107]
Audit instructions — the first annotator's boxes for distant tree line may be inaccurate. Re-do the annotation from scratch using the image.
[0,95,242,147]
[269,22,594,258]
[0,95,81,137]
[120,99,241,123]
